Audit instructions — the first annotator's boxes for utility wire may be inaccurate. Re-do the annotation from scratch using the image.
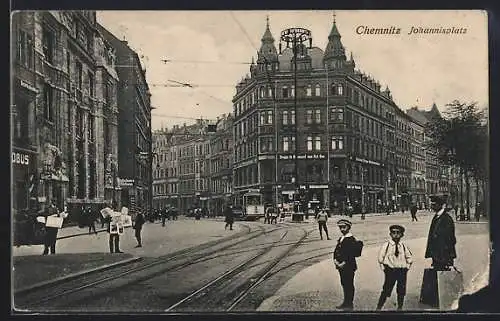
[162,59,252,65]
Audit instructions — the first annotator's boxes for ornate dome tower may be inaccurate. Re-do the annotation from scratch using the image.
[256,16,279,72]
[323,13,347,69]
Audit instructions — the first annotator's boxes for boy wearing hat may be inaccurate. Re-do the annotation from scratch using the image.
[333,219,358,310]
[376,225,413,310]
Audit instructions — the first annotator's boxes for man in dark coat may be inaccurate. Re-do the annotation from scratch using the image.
[425,196,457,270]
[134,210,145,248]
[333,219,358,310]
[410,203,418,222]
[224,205,234,230]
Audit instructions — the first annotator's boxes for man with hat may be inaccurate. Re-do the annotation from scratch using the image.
[333,219,358,310]
[425,195,457,270]
[376,224,413,310]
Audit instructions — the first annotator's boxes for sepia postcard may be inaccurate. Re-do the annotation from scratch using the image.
[11,10,490,313]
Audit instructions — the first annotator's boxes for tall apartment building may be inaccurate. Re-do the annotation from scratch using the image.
[11,11,121,213]
[209,113,234,214]
[232,17,399,214]
[98,24,153,214]
[407,104,450,207]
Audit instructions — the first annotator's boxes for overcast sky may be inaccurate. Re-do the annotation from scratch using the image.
[97,10,488,130]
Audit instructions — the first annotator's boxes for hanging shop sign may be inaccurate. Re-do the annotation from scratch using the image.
[347,184,362,190]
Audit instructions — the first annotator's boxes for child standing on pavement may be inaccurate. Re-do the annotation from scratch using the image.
[376,225,413,311]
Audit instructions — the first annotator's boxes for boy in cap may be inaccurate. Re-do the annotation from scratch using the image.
[376,225,413,310]
[333,219,358,310]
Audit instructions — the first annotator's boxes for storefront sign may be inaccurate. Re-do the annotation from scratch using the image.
[120,178,134,187]
[309,184,329,189]
[355,157,381,166]
[301,154,326,160]
[12,151,30,166]
[258,155,275,160]
[347,184,362,190]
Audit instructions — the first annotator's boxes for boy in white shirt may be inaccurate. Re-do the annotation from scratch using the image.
[375,224,413,311]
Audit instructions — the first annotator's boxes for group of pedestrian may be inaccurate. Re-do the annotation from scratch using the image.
[105,208,146,253]
[331,195,457,311]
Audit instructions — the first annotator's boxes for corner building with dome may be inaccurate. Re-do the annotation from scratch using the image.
[232,17,403,214]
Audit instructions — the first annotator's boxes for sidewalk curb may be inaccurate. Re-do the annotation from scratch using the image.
[14,256,142,295]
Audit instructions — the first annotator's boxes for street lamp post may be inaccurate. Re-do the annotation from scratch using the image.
[112,160,117,209]
[361,165,366,220]
[280,27,312,212]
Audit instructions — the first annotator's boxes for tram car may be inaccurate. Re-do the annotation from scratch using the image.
[242,191,265,221]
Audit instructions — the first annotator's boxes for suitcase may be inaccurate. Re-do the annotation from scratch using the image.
[420,267,464,309]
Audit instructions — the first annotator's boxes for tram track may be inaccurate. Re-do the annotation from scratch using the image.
[15,222,286,309]
[164,225,315,312]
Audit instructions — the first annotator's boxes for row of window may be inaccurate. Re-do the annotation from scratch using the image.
[235,81,351,117]
[235,81,397,126]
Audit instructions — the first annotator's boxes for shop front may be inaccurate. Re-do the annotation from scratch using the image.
[12,147,38,213]
[37,143,69,211]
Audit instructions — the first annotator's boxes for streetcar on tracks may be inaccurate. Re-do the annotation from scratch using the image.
[242,191,265,221]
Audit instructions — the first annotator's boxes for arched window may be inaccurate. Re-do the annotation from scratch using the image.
[306,85,312,97]
[315,84,321,96]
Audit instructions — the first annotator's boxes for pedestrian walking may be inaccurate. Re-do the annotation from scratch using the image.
[270,206,278,224]
[279,206,286,223]
[106,215,123,254]
[316,209,331,240]
[265,206,271,224]
[42,201,60,255]
[333,219,358,310]
[410,203,418,222]
[425,195,457,270]
[224,205,234,230]
[161,207,168,227]
[133,211,145,248]
[376,225,413,311]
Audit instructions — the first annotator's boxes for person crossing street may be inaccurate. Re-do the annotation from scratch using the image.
[410,203,418,222]
[133,210,146,248]
[316,208,331,240]
[224,205,234,230]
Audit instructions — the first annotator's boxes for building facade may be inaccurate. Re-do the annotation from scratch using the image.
[99,24,153,214]
[11,11,121,214]
[152,129,170,210]
[209,114,234,214]
[232,18,400,214]
[407,104,450,207]
[406,110,427,208]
